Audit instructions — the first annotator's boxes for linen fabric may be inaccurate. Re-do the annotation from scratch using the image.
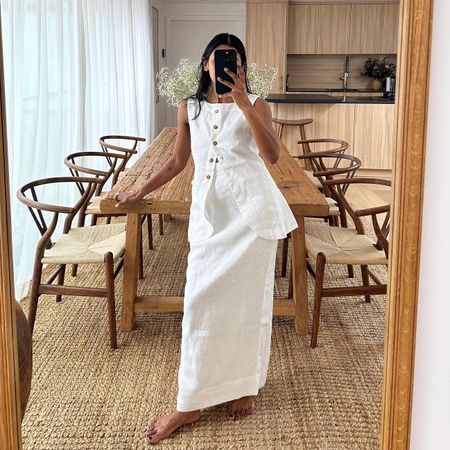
[177,162,278,411]
[186,93,299,243]
[176,93,298,412]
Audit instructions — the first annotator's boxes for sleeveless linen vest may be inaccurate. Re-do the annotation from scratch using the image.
[187,92,299,243]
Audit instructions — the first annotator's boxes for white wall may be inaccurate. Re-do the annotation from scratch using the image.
[410,0,450,448]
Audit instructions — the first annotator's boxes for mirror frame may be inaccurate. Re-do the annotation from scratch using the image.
[0,0,434,448]
[380,0,434,448]
[0,11,22,448]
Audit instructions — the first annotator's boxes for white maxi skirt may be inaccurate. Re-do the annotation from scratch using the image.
[176,159,278,412]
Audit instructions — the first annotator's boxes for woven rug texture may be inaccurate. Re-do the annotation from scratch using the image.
[19,215,386,450]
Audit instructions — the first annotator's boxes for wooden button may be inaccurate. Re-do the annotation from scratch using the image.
[209,158,214,162]
[213,141,218,145]
[206,174,211,179]
[213,125,218,129]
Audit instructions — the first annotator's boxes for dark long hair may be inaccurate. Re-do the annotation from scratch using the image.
[183,33,252,120]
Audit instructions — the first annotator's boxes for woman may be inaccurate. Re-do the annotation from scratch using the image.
[110,33,298,445]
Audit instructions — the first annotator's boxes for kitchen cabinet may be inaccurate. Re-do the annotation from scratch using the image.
[350,3,399,54]
[246,1,288,93]
[288,4,351,54]
[287,2,399,55]
[269,102,355,157]
[318,5,352,54]
[352,104,395,169]
[287,4,318,54]
[267,102,395,170]
[270,102,316,154]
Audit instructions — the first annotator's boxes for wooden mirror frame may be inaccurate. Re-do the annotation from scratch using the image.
[380,0,434,447]
[0,0,434,448]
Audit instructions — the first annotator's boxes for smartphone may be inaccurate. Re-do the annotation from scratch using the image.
[214,49,237,95]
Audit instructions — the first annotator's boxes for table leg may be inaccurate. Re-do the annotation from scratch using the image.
[290,215,309,335]
[121,213,140,331]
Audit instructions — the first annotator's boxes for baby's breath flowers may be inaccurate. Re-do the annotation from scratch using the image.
[156,58,278,107]
[156,58,199,107]
[246,62,278,99]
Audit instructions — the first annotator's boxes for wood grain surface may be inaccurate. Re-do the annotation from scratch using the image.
[101,127,329,217]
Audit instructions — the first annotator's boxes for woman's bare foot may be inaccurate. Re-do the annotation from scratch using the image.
[144,409,201,445]
[227,395,256,420]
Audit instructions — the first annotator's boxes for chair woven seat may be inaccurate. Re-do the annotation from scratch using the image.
[42,223,126,265]
[325,197,340,216]
[86,195,103,214]
[17,175,126,348]
[86,192,123,215]
[303,167,322,188]
[85,170,127,215]
[305,223,388,266]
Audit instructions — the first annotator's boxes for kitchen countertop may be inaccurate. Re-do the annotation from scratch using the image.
[286,88,384,93]
[266,93,395,104]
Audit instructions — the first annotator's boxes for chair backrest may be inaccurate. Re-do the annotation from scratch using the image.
[17,177,102,256]
[64,151,127,195]
[296,138,349,158]
[322,177,392,256]
[296,152,362,196]
[99,135,146,186]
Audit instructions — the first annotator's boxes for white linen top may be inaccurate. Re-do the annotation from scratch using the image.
[186,92,299,243]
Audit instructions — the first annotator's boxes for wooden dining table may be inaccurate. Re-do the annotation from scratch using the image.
[100,126,329,336]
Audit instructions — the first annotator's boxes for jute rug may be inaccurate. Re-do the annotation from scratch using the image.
[20,215,386,449]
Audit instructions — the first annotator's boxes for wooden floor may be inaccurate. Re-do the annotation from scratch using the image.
[293,156,392,211]
[346,178,392,210]
[355,168,392,180]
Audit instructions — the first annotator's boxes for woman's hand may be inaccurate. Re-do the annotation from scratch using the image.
[217,65,252,111]
[106,189,144,208]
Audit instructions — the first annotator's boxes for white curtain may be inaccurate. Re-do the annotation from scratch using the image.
[1,0,155,299]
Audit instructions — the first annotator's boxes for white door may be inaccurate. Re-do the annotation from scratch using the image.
[166,17,245,126]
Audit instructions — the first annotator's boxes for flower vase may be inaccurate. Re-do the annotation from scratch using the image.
[370,79,383,90]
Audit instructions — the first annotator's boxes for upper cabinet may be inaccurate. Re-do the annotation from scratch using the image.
[350,3,399,54]
[288,4,318,54]
[318,5,352,53]
[287,2,399,55]
[246,1,399,93]
[246,1,288,93]
[288,4,352,54]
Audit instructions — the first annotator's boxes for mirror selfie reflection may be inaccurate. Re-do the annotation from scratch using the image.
[2,0,397,448]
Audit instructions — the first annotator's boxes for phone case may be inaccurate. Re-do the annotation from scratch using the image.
[214,49,237,95]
